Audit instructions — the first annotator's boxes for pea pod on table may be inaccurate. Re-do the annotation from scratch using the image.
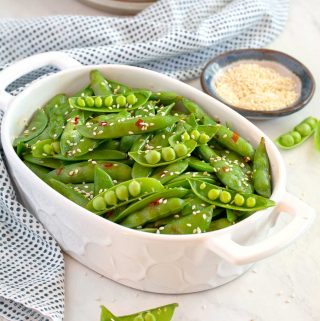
[275,116,318,149]
[188,178,275,211]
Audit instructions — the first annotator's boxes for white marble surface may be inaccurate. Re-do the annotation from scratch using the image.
[0,0,320,320]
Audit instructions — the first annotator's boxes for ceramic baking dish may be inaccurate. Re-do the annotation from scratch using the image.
[0,52,315,294]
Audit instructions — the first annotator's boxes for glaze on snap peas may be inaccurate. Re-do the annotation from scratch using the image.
[15,69,275,235]
[275,116,318,149]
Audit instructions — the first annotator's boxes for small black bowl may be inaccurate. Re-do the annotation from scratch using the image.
[200,49,315,120]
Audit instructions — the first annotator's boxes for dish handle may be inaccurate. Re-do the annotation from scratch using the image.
[204,192,315,265]
[0,52,82,112]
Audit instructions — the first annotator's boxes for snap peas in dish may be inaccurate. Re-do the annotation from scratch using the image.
[14,69,275,235]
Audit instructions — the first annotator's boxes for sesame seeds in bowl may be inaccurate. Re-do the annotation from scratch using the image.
[201,49,315,119]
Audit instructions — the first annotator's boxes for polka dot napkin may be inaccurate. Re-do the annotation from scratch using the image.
[0,1,288,320]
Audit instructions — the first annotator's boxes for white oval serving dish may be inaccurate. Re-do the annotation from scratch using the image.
[0,52,315,294]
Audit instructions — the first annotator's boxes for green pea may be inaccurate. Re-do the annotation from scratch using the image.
[76,97,86,107]
[115,185,129,201]
[51,141,61,154]
[234,193,245,206]
[246,196,256,208]
[220,191,232,203]
[128,180,141,197]
[43,144,53,155]
[133,315,144,321]
[190,129,200,141]
[306,117,317,128]
[200,182,207,190]
[279,134,294,147]
[127,93,137,105]
[290,131,302,144]
[198,133,210,144]
[85,96,95,107]
[181,132,190,141]
[161,147,176,162]
[92,196,106,211]
[94,96,103,108]
[145,150,161,164]
[174,143,188,157]
[104,190,117,206]
[116,95,127,107]
[104,96,113,107]
[296,123,312,136]
[208,188,220,200]
[144,312,156,321]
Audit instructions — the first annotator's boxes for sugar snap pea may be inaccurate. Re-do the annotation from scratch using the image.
[160,205,214,234]
[151,160,189,184]
[188,156,215,173]
[90,69,113,96]
[208,218,232,231]
[132,162,153,178]
[87,177,164,214]
[314,120,320,152]
[100,303,178,321]
[253,137,272,198]
[276,116,318,149]
[13,109,48,146]
[188,178,275,211]
[77,115,179,139]
[24,153,65,169]
[121,198,186,228]
[94,167,114,196]
[24,161,50,181]
[48,161,132,184]
[110,187,189,222]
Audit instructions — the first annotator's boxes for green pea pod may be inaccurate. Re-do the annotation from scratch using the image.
[156,102,175,116]
[94,167,114,196]
[188,156,215,173]
[165,174,218,189]
[120,135,141,152]
[24,161,50,181]
[181,197,210,216]
[314,120,320,151]
[100,303,178,321]
[188,178,275,211]
[149,91,181,105]
[90,69,113,96]
[71,183,95,198]
[110,187,189,222]
[129,141,196,168]
[182,98,215,125]
[103,139,121,150]
[13,109,48,146]
[48,178,89,208]
[198,145,253,194]
[31,139,58,158]
[275,116,318,149]
[252,137,272,198]
[151,160,189,184]
[60,115,99,157]
[77,115,179,139]
[44,94,71,140]
[121,198,186,228]
[132,162,153,178]
[135,101,156,117]
[208,218,232,231]
[160,205,214,234]
[24,153,65,169]
[16,141,28,156]
[130,134,151,152]
[87,177,164,214]
[54,149,127,161]
[69,91,151,112]
[213,124,255,159]
[48,161,132,184]
[107,79,132,95]
[226,209,238,224]
[147,130,172,149]
[74,85,94,97]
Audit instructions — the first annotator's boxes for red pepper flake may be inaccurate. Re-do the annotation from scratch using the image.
[73,116,80,125]
[104,163,113,168]
[135,119,144,129]
[99,121,109,126]
[149,199,162,207]
[105,211,113,218]
[56,167,64,176]
[231,132,240,143]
